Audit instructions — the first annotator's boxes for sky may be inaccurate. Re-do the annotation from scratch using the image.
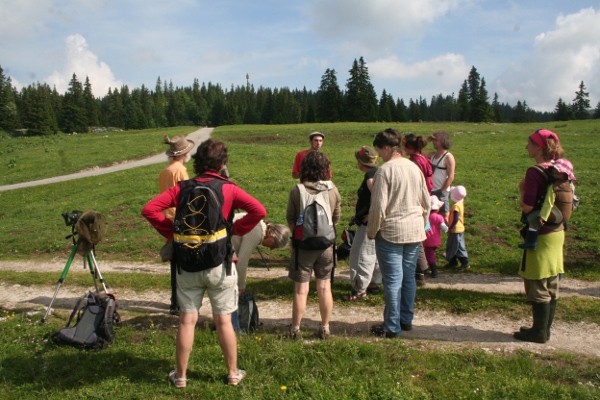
[1,0,599,113]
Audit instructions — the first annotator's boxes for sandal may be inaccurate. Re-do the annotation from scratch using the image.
[168,370,187,388]
[227,369,247,386]
[342,291,368,302]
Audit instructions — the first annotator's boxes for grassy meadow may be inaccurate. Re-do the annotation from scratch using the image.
[1,121,600,399]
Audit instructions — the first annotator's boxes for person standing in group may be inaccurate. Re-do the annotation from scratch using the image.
[404,133,434,285]
[159,135,195,315]
[231,213,290,296]
[292,132,330,180]
[342,146,382,301]
[423,130,455,221]
[142,139,266,387]
[443,186,470,271]
[367,128,430,338]
[514,129,566,344]
[423,195,448,278]
[287,151,341,339]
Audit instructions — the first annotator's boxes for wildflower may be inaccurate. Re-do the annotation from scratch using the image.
[280,386,287,391]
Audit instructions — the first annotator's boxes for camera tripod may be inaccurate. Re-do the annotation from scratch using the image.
[41,222,109,324]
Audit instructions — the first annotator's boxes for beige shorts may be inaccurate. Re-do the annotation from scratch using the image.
[177,262,238,315]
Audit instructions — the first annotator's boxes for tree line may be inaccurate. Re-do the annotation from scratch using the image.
[0,59,598,135]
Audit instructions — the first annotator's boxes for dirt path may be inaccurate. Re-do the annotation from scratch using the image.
[0,127,213,192]
[1,259,599,357]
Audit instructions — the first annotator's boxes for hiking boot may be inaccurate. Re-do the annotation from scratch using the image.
[370,324,399,338]
[400,322,413,332]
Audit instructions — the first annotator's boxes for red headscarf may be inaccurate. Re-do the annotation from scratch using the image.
[529,129,560,149]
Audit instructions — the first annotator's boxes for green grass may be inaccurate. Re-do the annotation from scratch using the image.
[1,123,600,399]
[0,121,599,279]
[0,310,599,399]
[0,126,198,185]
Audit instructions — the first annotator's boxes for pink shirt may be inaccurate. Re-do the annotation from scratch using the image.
[410,154,433,194]
[423,213,446,248]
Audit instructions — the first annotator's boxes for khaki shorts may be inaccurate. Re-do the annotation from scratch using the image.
[288,246,334,283]
[177,262,238,315]
[523,275,559,303]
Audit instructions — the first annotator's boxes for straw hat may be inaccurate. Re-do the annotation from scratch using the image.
[164,135,195,157]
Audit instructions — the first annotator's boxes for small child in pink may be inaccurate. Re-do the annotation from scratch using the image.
[423,195,448,278]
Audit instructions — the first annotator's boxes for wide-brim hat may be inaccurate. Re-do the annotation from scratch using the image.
[430,195,444,211]
[552,158,576,181]
[355,146,378,168]
[164,135,195,157]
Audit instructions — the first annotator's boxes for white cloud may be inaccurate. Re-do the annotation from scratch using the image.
[370,53,470,82]
[45,34,122,96]
[0,0,55,39]
[495,7,600,111]
[306,0,469,53]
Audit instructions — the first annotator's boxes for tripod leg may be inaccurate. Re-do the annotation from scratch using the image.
[257,247,270,271]
[88,251,108,293]
[41,245,78,323]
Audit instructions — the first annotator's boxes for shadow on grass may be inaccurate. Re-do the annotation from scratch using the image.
[1,349,169,390]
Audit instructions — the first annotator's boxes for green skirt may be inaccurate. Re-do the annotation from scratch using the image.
[519,230,564,280]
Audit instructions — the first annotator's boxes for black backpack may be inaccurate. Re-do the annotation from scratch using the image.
[173,176,234,274]
[336,229,355,261]
[52,291,119,349]
[238,292,260,332]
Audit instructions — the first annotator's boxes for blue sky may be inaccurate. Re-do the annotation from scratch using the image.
[1,0,599,112]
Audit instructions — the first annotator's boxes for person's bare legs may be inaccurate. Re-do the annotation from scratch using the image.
[213,313,238,377]
[292,281,310,326]
[316,278,333,326]
[175,312,198,379]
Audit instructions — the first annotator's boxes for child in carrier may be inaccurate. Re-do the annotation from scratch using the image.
[518,158,576,250]
[444,186,470,271]
[423,195,448,278]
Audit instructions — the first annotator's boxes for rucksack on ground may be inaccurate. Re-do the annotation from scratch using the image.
[530,165,577,224]
[336,229,355,261]
[172,176,234,273]
[52,291,119,349]
[293,183,336,251]
[238,292,260,333]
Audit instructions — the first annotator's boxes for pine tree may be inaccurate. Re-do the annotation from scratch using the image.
[83,77,99,127]
[345,57,378,122]
[62,73,88,133]
[572,81,591,120]
[316,68,343,122]
[594,101,600,119]
[457,80,469,121]
[492,92,503,122]
[20,83,59,135]
[553,98,572,121]
[0,66,20,130]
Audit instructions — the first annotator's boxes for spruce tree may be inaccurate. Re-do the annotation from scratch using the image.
[594,101,600,119]
[0,66,20,130]
[553,98,572,121]
[572,81,590,120]
[316,68,343,122]
[83,77,99,127]
[345,57,378,122]
[62,73,88,133]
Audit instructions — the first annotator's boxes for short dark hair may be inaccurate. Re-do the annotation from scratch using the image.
[300,151,330,182]
[193,139,228,175]
[373,128,401,150]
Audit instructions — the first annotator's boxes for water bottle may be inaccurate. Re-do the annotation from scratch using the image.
[296,213,304,226]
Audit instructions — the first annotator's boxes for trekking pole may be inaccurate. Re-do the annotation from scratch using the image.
[41,243,78,324]
[256,247,270,271]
